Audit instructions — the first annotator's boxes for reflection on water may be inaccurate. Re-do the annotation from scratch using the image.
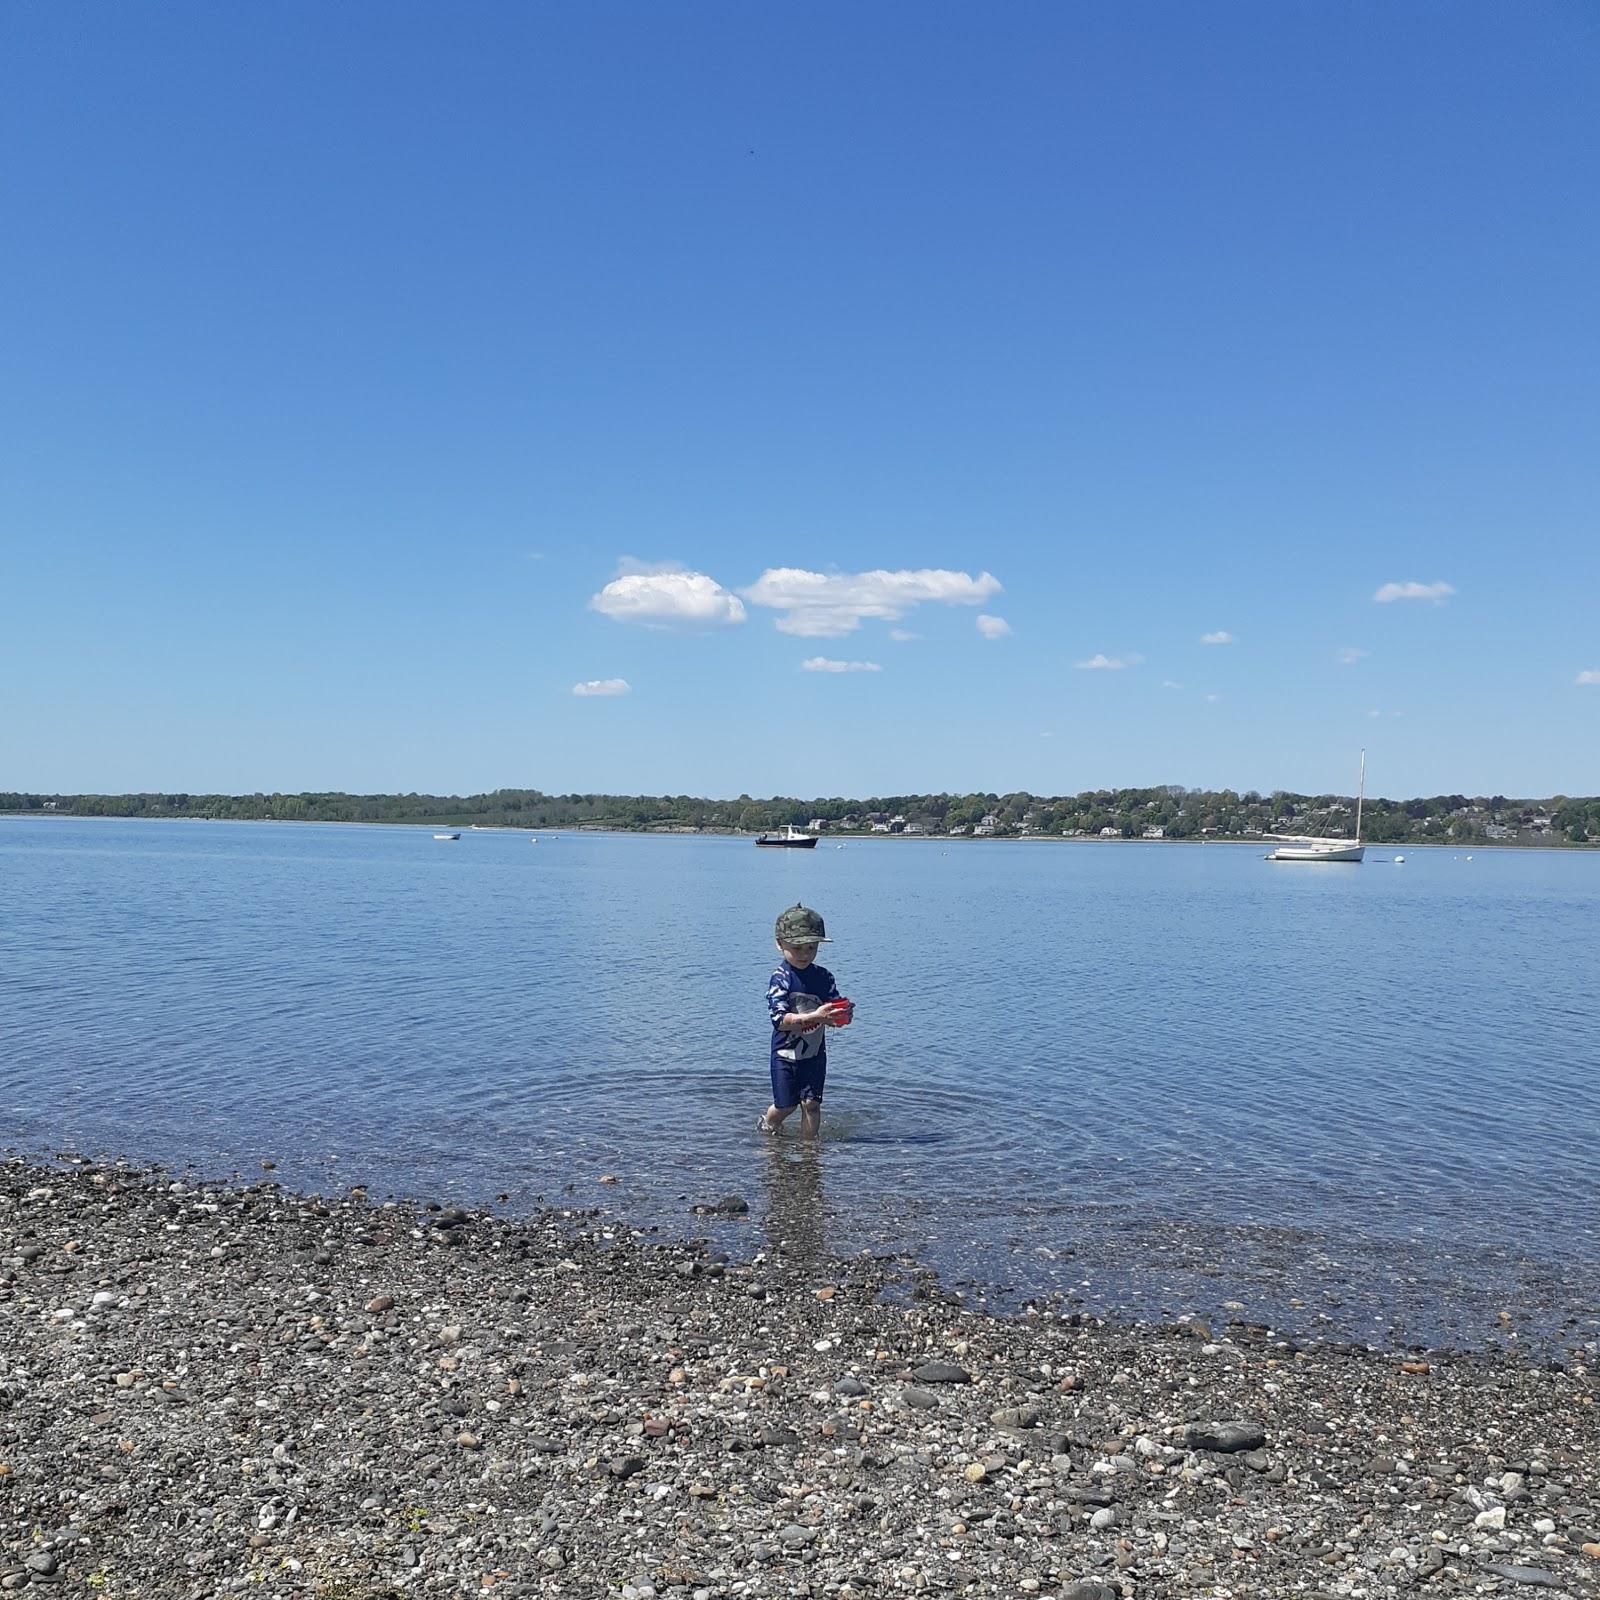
[3,817,1598,1350]
[759,1140,830,1268]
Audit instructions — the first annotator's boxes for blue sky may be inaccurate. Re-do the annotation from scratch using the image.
[3,1,1596,800]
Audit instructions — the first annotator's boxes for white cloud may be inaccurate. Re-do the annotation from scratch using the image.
[742,567,1001,637]
[801,657,882,673]
[1161,679,1182,689]
[1039,730,1054,739]
[1369,708,1382,718]
[1205,692,1223,703]
[976,614,1011,640]
[1076,652,1143,670]
[1577,670,1600,685]
[1337,646,1370,665]
[888,628,920,642]
[572,678,631,697]
[1200,630,1234,646]
[590,560,746,628]
[1374,580,1455,604]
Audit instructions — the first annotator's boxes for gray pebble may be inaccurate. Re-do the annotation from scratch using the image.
[909,1361,971,1384]
[1185,1419,1267,1453]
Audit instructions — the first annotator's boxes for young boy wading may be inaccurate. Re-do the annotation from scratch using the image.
[759,903,853,1138]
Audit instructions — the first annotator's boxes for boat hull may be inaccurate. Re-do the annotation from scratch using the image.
[1266,843,1364,863]
[755,837,818,848]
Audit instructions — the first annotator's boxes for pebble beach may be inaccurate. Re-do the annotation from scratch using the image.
[2,1156,1597,1600]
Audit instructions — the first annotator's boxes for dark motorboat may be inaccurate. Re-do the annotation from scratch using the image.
[755,826,819,848]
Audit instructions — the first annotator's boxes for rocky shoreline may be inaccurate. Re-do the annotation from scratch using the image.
[2,1157,1596,1599]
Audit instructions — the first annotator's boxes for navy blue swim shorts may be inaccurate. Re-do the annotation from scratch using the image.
[770,1055,826,1109]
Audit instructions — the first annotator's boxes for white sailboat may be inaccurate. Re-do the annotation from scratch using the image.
[1266,752,1367,863]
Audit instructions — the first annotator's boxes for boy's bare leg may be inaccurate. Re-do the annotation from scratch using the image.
[798,1100,822,1138]
[762,1104,796,1132]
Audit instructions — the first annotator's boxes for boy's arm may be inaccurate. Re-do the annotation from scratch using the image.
[767,971,802,1031]
[780,971,847,1030]
[817,972,849,1025]
[769,969,830,1033]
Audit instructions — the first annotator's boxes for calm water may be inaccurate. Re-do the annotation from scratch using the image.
[4,817,1596,1351]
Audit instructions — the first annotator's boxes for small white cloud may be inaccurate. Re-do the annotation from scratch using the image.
[743,567,1001,637]
[1337,646,1370,665]
[572,678,631,697]
[1039,730,1054,739]
[1161,679,1182,689]
[1374,580,1455,604]
[1577,669,1600,685]
[1076,652,1143,670]
[976,614,1011,640]
[888,628,920,642]
[1200,630,1234,646]
[590,560,746,628]
[801,657,881,673]
[1204,692,1223,703]
[1368,708,1382,718]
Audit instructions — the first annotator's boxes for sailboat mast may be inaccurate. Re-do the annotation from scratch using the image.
[1356,749,1365,843]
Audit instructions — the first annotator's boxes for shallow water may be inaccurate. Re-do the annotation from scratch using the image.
[4,816,1596,1350]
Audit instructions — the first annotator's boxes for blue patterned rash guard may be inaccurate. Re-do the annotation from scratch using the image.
[767,960,841,1070]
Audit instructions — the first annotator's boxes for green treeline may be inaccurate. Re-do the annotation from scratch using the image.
[4,786,1599,844]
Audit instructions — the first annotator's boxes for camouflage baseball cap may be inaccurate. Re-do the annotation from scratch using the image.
[775,903,831,945]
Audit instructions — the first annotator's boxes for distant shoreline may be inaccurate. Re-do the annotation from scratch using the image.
[4,811,1594,852]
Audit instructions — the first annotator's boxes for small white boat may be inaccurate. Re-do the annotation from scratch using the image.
[434,832,461,842]
[1265,840,1365,863]
[1394,854,1406,864]
[1266,752,1367,864]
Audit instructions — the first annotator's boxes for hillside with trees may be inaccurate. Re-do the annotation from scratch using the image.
[5,786,1598,845]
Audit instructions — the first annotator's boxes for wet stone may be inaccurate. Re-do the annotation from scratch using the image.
[910,1361,972,1384]
[1186,1419,1267,1453]
[1478,1563,1565,1588]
